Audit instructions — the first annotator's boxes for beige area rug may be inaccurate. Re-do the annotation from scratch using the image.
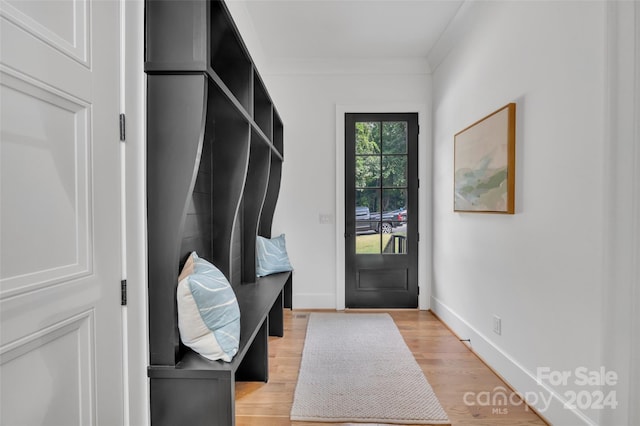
[290,313,450,424]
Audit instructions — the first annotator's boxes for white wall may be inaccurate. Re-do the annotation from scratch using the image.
[228,0,434,310]
[264,72,431,308]
[431,1,637,425]
[230,2,638,424]
[228,2,432,309]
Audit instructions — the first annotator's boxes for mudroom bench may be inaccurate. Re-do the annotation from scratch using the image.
[148,272,292,426]
[145,0,290,424]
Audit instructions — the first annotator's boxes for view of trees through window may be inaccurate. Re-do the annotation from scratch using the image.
[354,121,408,254]
[355,121,407,213]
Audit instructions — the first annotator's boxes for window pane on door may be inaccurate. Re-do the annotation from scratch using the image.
[356,188,380,213]
[382,155,407,187]
[355,122,381,154]
[382,122,407,154]
[382,188,407,255]
[356,155,380,187]
[355,189,381,254]
[382,188,406,213]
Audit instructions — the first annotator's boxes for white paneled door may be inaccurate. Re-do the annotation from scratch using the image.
[0,0,124,425]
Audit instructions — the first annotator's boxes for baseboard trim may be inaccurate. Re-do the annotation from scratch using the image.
[430,296,597,426]
[294,293,336,309]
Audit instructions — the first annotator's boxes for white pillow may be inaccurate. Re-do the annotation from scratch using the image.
[177,252,240,362]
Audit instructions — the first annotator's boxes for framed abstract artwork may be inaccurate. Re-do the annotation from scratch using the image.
[454,103,516,214]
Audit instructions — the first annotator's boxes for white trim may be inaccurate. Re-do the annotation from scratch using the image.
[118,1,130,424]
[426,0,496,74]
[631,4,640,424]
[295,293,339,310]
[335,103,431,311]
[264,57,431,76]
[123,1,149,426]
[431,296,597,426]
[426,0,475,73]
[600,1,638,424]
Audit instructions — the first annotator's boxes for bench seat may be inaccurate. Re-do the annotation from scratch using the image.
[148,271,292,426]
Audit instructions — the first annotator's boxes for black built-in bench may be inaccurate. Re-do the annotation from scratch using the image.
[148,272,292,426]
[145,0,289,424]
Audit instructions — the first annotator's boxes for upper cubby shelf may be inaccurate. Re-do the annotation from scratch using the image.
[145,0,282,158]
[209,0,252,111]
[253,72,273,140]
[145,0,209,71]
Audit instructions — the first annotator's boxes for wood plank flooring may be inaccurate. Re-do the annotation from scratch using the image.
[235,310,548,426]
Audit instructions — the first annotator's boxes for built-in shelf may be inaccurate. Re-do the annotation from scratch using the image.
[242,132,271,282]
[207,82,251,284]
[259,155,282,239]
[180,136,213,263]
[145,0,209,70]
[273,110,284,157]
[209,0,252,111]
[145,1,287,424]
[253,72,273,139]
[145,0,280,149]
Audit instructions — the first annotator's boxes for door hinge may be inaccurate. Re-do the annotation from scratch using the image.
[121,279,127,305]
[417,178,420,188]
[417,124,420,135]
[417,233,420,242]
[418,286,420,295]
[119,113,126,142]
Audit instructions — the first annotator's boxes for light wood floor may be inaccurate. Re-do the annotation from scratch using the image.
[235,310,548,426]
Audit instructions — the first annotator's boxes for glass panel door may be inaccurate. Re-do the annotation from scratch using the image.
[345,113,419,308]
[354,121,409,255]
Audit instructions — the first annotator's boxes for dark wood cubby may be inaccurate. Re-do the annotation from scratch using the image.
[145,0,208,70]
[242,132,271,282]
[258,110,284,238]
[209,0,252,111]
[273,109,284,155]
[145,1,289,424]
[259,155,282,239]
[253,72,273,138]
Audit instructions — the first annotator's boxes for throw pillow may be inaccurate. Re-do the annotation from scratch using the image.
[176,252,240,362]
[256,234,293,277]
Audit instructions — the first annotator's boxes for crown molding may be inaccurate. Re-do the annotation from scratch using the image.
[426,0,487,73]
[262,56,431,76]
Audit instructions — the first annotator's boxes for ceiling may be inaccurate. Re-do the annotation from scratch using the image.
[232,0,465,71]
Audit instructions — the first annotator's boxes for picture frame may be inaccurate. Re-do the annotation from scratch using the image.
[454,103,516,214]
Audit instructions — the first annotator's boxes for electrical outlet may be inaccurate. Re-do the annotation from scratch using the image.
[493,315,502,335]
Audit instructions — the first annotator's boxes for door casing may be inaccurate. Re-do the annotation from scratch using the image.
[335,104,432,311]
[344,113,419,308]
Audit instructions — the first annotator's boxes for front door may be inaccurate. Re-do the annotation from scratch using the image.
[1,1,124,424]
[345,113,419,308]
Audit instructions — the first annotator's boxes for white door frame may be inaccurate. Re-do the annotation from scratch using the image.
[122,0,149,425]
[335,103,431,311]
[601,2,640,424]
[631,3,639,423]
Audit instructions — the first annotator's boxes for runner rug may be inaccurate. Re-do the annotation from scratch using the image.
[290,313,450,424]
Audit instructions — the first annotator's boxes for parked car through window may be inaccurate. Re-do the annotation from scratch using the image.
[355,206,406,234]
